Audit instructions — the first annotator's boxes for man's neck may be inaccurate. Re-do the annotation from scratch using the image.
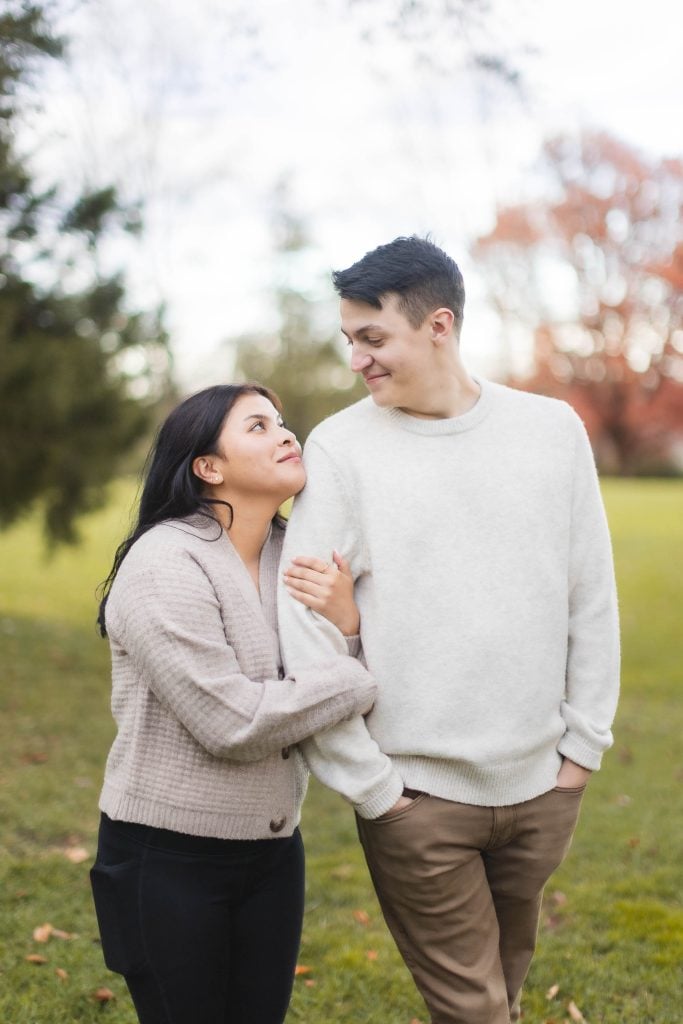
[400,372,481,420]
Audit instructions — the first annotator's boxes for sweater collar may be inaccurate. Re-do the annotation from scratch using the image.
[384,376,493,436]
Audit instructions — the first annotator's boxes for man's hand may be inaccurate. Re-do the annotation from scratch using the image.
[556,758,592,789]
[378,794,414,819]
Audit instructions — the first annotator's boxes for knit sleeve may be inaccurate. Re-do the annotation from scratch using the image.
[558,410,620,769]
[106,550,376,763]
[278,438,404,817]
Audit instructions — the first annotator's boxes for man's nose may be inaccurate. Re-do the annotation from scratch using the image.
[350,345,373,373]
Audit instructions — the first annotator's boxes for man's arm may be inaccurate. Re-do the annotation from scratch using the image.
[558,410,620,771]
[278,437,404,818]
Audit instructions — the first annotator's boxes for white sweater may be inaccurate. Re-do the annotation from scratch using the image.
[278,380,620,818]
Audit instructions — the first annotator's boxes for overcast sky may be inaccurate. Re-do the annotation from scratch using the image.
[25,0,683,387]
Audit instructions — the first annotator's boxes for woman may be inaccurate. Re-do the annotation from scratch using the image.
[91,383,372,1024]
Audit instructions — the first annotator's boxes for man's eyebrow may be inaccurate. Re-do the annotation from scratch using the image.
[340,323,385,338]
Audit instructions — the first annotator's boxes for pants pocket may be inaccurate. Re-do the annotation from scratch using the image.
[90,859,147,975]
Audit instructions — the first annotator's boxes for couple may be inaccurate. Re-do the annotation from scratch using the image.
[91,236,620,1024]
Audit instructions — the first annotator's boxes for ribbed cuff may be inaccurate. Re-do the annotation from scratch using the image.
[557,732,606,772]
[353,767,405,819]
[344,635,362,658]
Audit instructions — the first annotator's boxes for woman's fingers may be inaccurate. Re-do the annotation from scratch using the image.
[284,585,324,609]
[290,555,332,574]
[332,549,351,577]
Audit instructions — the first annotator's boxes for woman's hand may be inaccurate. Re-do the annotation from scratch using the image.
[283,550,360,637]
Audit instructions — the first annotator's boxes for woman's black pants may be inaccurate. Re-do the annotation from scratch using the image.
[90,813,305,1024]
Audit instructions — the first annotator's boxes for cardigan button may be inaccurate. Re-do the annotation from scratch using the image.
[269,816,286,833]
[281,746,290,759]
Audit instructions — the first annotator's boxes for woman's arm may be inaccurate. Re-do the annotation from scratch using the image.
[107,552,375,763]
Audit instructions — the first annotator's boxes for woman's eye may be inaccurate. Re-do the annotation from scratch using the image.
[250,420,266,431]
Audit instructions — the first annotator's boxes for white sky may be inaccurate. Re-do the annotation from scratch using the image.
[23,0,683,387]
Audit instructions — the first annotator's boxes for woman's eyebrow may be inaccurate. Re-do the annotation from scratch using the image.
[242,413,283,425]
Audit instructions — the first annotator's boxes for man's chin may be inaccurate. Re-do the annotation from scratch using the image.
[366,383,395,407]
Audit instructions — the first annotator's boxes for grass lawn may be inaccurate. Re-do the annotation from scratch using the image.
[0,478,681,1023]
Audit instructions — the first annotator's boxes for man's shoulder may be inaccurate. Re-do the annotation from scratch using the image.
[306,396,380,446]
[489,381,578,429]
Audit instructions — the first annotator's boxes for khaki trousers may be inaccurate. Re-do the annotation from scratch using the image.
[356,785,586,1024]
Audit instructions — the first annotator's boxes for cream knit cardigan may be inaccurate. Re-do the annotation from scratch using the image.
[99,515,374,839]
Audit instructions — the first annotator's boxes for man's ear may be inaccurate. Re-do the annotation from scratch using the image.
[192,455,224,486]
[429,307,455,346]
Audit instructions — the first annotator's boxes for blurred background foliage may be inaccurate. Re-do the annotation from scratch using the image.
[474,132,683,475]
[0,0,682,549]
[0,1,173,545]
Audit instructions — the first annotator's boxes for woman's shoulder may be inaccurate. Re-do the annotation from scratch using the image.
[118,516,224,576]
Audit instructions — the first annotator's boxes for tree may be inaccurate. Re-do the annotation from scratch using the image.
[0,2,172,543]
[472,131,683,474]
[232,200,365,444]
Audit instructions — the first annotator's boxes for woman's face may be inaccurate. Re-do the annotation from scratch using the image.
[209,392,305,503]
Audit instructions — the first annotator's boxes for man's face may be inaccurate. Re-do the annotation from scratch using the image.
[340,294,436,414]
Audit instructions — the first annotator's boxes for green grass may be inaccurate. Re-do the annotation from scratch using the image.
[0,478,681,1023]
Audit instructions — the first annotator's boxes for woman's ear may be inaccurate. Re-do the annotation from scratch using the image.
[192,455,224,486]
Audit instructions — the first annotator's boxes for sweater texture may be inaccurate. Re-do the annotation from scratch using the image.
[99,515,375,839]
[278,380,620,818]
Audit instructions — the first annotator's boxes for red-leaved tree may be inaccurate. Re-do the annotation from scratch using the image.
[473,132,683,474]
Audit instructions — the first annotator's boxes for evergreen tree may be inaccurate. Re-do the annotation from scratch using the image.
[0,2,172,543]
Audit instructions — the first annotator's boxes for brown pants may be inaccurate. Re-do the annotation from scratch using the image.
[356,785,586,1024]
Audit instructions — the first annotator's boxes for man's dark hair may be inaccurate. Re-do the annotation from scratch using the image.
[332,235,465,330]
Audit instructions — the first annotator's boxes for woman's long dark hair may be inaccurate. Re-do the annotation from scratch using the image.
[97,382,283,636]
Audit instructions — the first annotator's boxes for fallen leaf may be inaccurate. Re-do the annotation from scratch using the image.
[628,837,640,848]
[366,949,378,960]
[33,923,54,943]
[55,968,68,981]
[52,928,77,941]
[64,847,89,864]
[25,954,48,964]
[294,964,312,976]
[21,751,48,764]
[353,909,370,925]
[551,890,568,907]
[546,983,560,999]
[93,988,115,1002]
[567,1000,586,1022]
[304,979,316,987]
[615,794,631,807]
[409,1018,425,1024]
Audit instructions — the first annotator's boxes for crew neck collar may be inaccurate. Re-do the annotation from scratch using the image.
[384,377,493,435]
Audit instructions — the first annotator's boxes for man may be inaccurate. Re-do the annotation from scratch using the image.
[278,236,620,1024]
